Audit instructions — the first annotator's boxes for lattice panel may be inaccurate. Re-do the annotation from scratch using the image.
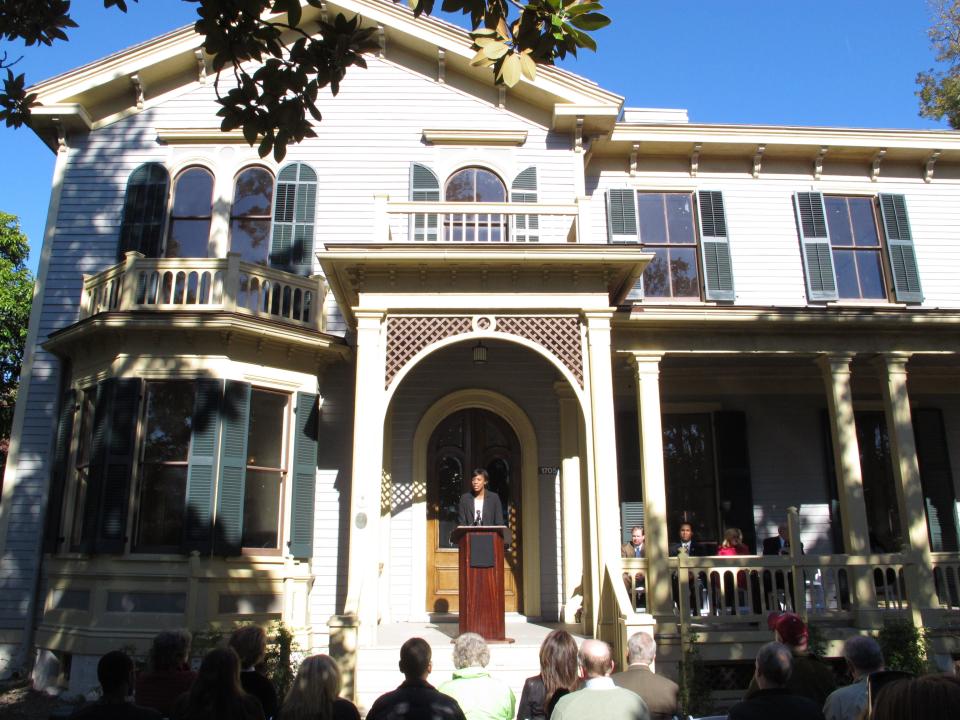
[496,315,584,387]
[386,316,472,386]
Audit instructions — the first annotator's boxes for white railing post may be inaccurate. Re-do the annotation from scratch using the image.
[224,252,241,314]
[119,251,143,310]
[787,506,807,620]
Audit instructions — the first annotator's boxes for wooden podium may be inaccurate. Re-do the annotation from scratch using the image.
[450,525,513,642]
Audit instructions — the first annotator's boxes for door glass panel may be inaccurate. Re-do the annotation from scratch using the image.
[856,411,902,552]
[664,413,718,545]
[437,455,462,548]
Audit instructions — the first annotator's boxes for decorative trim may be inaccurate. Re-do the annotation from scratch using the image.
[690,143,702,177]
[498,86,506,110]
[814,146,828,180]
[421,129,528,146]
[872,148,886,182]
[377,24,386,58]
[630,143,639,177]
[752,144,765,179]
[157,128,249,144]
[925,150,941,183]
[130,73,144,109]
[195,49,207,83]
[574,116,584,153]
[437,48,446,84]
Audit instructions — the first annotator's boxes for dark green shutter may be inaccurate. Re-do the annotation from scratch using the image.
[511,167,539,242]
[697,190,735,301]
[214,381,251,556]
[410,163,440,241]
[878,194,924,303]
[184,379,223,554]
[270,163,317,275]
[288,392,319,558]
[43,389,76,554]
[794,192,838,301]
[913,408,958,552]
[714,411,756,552]
[606,188,638,243]
[117,163,169,260]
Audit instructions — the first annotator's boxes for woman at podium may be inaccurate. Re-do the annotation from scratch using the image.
[457,468,505,526]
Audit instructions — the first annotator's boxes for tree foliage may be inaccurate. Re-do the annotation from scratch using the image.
[0,211,34,454]
[917,0,960,127]
[0,0,610,160]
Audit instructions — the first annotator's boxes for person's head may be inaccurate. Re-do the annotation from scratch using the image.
[778,523,789,540]
[768,612,808,652]
[872,674,960,720]
[451,633,490,670]
[678,523,693,542]
[149,629,192,673]
[722,527,743,548]
[282,654,342,720]
[97,650,135,698]
[187,647,245,711]
[229,625,267,669]
[630,526,644,547]
[578,639,613,680]
[399,638,432,680]
[470,468,489,495]
[754,642,793,690]
[626,632,656,666]
[538,630,579,709]
[842,636,884,679]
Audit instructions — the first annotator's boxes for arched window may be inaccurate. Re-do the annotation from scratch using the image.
[166,167,214,258]
[117,163,169,260]
[270,162,317,274]
[229,167,274,265]
[444,167,506,242]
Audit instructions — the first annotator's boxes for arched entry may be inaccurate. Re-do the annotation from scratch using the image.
[426,408,522,613]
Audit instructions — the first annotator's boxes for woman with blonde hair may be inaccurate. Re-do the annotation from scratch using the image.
[278,654,359,720]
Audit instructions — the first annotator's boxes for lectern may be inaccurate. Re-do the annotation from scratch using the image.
[450,525,512,642]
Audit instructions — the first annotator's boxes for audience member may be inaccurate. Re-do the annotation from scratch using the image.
[669,522,705,614]
[171,647,264,720]
[550,639,649,720]
[517,630,579,720]
[70,650,162,720]
[135,629,197,717]
[718,527,749,556]
[871,674,960,720]
[230,625,279,720]
[763,524,796,556]
[366,638,467,720]
[745,613,835,708]
[669,522,704,557]
[822,636,884,720]
[762,523,803,609]
[728,642,825,720]
[611,632,678,720]
[715,528,750,614]
[278,654,359,720]
[621,526,646,607]
[437,633,514,720]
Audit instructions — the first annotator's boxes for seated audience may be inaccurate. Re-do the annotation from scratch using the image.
[366,637,466,720]
[822,636,884,720]
[135,629,197,717]
[71,650,162,720]
[550,639,649,720]
[171,647,264,720]
[517,629,579,720]
[871,674,960,720]
[278,654,359,720]
[438,633,515,720]
[230,625,279,720]
[611,632,678,720]
[728,642,825,720]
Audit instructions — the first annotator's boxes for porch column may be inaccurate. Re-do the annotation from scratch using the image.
[584,311,623,634]
[874,353,938,624]
[555,381,584,624]
[817,353,877,623]
[344,310,387,644]
[630,352,670,620]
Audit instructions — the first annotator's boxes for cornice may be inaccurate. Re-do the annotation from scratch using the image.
[422,128,528,146]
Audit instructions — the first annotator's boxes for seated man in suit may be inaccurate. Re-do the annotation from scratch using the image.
[669,522,704,614]
[763,523,804,610]
[621,526,646,609]
[456,468,505,527]
[611,632,679,720]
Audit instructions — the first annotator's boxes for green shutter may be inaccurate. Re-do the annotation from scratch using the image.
[214,380,251,556]
[184,379,223,554]
[878,194,924,303]
[410,163,440,242]
[117,163,169,260]
[288,392,319,558]
[511,167,539,242]
[714,411,756,552]
[913,408,958,553]
[606,188,638,243]
[697,190,735,302]
[270,163,317,275]
[43,389,76,554]
[794,192,838,301]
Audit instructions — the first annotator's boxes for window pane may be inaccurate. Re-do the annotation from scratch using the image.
[445,170,474,202]
[857,250,886,299]
[665,194,695,244]
[172,169,213,216]
[669,247,700,297]
[136,465,187,548]
[475,170,505,202]
[242,469,282,548]
[642,248,670,297]
[232,168,274,216]
[849,198,880,247]
[437,455,462,549]
[637,194,667,244]
[664,414,718,544]
[825,197,853,246]
[833,249,860,298]
[856,412,902,552]
[167,219,210,258]
[230,218,271,265]
[247,390,286,468]
[143,382,194,463]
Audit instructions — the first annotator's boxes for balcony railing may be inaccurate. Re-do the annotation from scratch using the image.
[81,252,323,332]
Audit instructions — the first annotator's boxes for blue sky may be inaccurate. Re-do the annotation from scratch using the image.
[0,1,949,274]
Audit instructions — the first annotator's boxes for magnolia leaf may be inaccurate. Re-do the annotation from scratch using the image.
[474,37,498,48]
[499,52,521,87]
[568,12,610,31]
[518,52,537,81]
[470,48,493,66]
[483,41,510,60]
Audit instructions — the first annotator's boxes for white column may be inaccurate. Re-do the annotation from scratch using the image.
[344,310,387,644]
[555,381,583,624]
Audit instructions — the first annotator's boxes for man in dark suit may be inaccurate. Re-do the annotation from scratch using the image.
[669,522,704,557]
[763,524,803,609]
[611,632,679,720]
[728,642,825,720]
[763,524,801,556]
[456,468,505,527]
[366,638,467,720]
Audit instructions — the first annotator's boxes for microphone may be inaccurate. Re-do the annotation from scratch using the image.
[474,510,482,526]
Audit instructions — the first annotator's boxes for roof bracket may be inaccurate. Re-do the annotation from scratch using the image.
[630,143,639,177]
[690,143,702,177]
[925,150,941,183]
[437,48,446,84]
[53,118,67,153]
[130,73,144,109]
[498,86,506,109]
[752,145,765,179]
[871,148,886,182]
[195,50,207,83]
[377,24,386,58]
[814,146,828,180]
[574,116,584,153]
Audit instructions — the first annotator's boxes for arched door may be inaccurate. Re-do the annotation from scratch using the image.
[426,408,522,613]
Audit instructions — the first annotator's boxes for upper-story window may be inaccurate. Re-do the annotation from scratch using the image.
[167,167,214,258]
[607,188,734,302]
[824,196,886,300]
[117,163,169,261]
[270,162,317,275]
[445,167,507,242]
[230,167,275,265]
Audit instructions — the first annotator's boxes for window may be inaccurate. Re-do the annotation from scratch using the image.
[270,163,317,274]
[444,167,507,242]
[69,389,95,550]
[167,167,214,258]
[230,168,274,265]
[117,163,169,260]
[242,390,288,550]
[824,196,886,299]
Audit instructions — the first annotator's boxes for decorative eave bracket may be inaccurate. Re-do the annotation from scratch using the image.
[871,148,887,182]
[690,143,702,177]
[630,143,639,177]
[925,150,941,183]
[437,48,446,84]
[130,73,144,109]
[752,145,765,179]
[814,146,828,180]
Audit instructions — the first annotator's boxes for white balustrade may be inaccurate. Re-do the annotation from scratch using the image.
[385,200,580,243]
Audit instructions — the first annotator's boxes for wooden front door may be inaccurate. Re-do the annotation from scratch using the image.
[426,409,522,613]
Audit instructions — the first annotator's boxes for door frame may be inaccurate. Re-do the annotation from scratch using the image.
[411,389,541,620]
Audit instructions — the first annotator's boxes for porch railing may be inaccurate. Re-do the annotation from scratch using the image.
[80,252,324,332]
